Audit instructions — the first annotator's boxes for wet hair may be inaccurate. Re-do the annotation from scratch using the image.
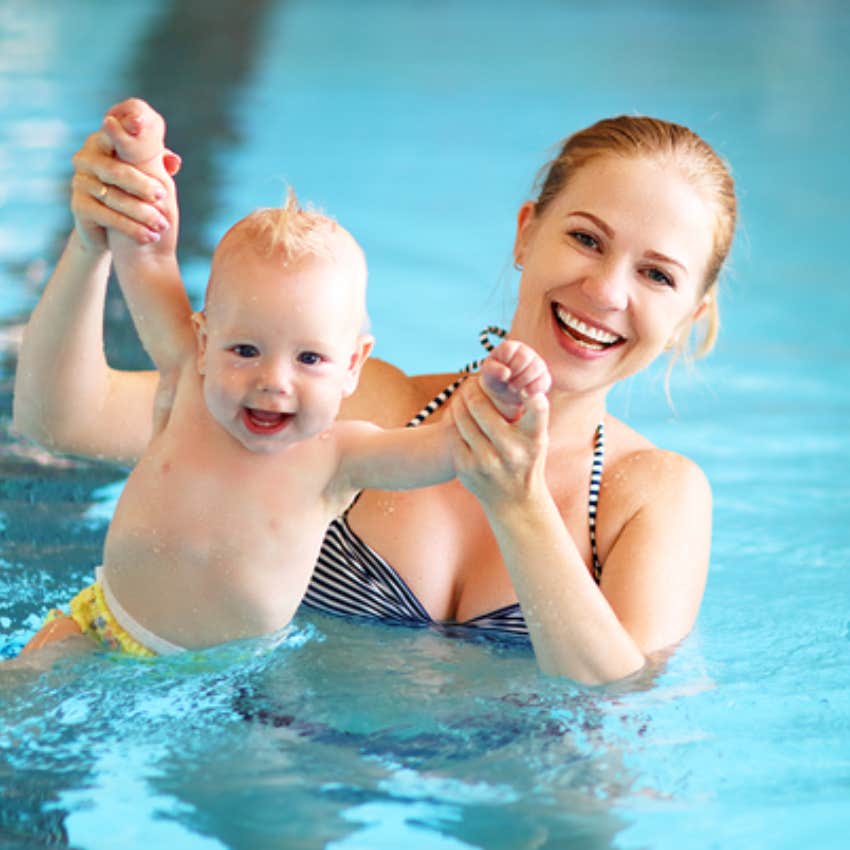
[532,116,737,358]
[207,188,369,328]
[214,188,363,270]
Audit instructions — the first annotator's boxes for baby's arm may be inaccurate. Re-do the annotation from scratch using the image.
[478,340,551,422]
[332,342,550,499]
[104,99,194,376]
[333,417,456,499]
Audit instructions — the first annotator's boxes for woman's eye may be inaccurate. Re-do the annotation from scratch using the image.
[644,267,675,288]
[231,344,260,358]
[571,231,600,250]
[297,351,324,366]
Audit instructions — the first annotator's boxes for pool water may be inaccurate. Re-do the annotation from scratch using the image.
[2,2,850,848]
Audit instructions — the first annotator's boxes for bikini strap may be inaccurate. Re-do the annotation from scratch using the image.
[406,326,507,427]
[588,421,605,583]
[406,327,606,584]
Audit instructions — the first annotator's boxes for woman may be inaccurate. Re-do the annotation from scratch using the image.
[13,102,736,684]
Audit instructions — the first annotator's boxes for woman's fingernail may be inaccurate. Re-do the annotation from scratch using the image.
[163,152,182,174]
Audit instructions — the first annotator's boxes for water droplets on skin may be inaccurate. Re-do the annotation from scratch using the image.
[377,497,396,515]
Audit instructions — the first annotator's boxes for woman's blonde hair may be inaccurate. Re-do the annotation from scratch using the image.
[532,116,736,359]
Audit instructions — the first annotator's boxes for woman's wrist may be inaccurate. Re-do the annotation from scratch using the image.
[481,471,554,529]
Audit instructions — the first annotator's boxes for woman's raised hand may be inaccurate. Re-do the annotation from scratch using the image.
[451,345,550,512]
[70,98,181,252]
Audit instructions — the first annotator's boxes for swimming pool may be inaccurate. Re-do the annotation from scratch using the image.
[2,1,849,848]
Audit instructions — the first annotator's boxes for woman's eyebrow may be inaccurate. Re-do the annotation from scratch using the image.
[568,211,614,239]
[645,249,687,274]
[569,210,689,275]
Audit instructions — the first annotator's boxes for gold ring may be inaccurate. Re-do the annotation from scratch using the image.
[97,184,109,201]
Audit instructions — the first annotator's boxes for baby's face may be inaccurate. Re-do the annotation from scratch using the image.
[196,247,371,454]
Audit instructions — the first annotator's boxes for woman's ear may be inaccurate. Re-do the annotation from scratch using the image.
[513,201,537,269]
[341,334,375,398]
[191,311,208,376]
[690,292,712,323]
[666,293,713,351]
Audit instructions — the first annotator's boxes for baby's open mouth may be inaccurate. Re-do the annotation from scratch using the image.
[242,408,294,434]
[552,304,624,351]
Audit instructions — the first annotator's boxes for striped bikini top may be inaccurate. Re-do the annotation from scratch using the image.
[302,328,605,637]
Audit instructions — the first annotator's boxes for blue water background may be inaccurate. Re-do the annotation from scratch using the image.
[1,1,849,848]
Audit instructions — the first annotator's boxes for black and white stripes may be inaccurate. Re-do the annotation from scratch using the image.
[302,328,606,636]
[588,421,605,583]
[406,326,507,427]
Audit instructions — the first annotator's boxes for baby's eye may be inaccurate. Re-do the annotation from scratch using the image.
[231,344,260,358]
[297,351,325,366]
[570,231,600,251]
[644,267,675,288]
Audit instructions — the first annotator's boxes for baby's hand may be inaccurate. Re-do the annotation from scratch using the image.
[102,97,166,169]
[478,340,551,422]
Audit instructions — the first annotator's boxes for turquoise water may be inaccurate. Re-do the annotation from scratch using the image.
[1,1,849,848]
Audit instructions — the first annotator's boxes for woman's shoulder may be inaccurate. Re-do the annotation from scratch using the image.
[603,416,711,514]
[338,357,459,428]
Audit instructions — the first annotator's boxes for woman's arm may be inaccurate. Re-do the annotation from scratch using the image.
[12,116,179,462]
[13,231,159,462]
[450,382,710,685]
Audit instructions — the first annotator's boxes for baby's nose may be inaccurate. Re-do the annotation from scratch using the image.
[256,362,293,394]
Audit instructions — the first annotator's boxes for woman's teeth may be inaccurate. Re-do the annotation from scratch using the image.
[554,305,621,350]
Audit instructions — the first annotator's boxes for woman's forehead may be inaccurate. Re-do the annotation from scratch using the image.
[546,156,715,271]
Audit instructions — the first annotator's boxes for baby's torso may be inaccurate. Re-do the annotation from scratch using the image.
[103,369,347,649]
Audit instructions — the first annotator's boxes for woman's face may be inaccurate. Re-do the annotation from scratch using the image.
[510,155,715,397]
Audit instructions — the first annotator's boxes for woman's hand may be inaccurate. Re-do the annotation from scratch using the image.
[450,376,550,512]
[70,99,182,253]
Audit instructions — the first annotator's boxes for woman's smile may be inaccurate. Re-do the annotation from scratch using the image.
[551,302,625,352]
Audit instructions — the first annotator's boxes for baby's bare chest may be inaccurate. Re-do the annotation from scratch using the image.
[110,408,341,569]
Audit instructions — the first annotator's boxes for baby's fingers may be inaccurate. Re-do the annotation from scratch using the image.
[512,359,551,396]
[480,357,511,386]
[105,97,164,137]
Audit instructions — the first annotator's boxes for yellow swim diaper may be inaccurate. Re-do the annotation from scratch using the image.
[46,582,156,658]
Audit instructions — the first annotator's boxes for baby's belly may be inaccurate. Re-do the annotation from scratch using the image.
[101,465,325,649]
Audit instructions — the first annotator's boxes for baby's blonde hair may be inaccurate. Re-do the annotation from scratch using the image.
[207,189,368,324]
[215,188,344,268]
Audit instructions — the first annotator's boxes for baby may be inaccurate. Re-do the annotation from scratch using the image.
[19,99,550,658]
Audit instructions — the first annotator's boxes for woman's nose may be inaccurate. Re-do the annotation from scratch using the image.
[581,260,630,311]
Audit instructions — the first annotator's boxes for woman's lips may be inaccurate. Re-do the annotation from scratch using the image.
[552,303,624,351]
[241,408,293,435]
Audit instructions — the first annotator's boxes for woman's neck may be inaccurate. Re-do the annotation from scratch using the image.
[545,387,608,454]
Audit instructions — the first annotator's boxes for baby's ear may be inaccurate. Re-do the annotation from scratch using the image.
[191,311,208,376]
[341,334,374,397]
